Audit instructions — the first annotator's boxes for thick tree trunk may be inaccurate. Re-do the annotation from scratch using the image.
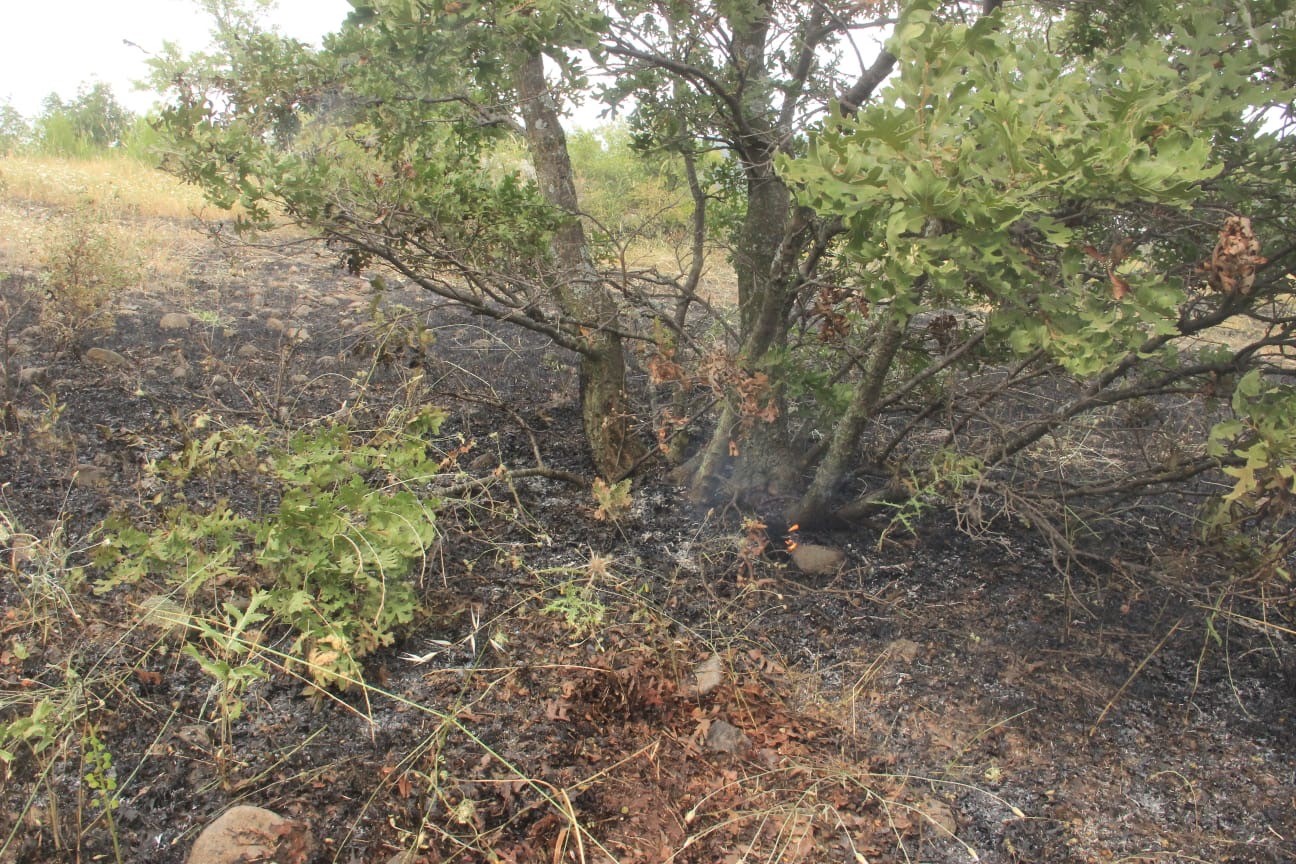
[513,51,645,479]
[688,167,801,503]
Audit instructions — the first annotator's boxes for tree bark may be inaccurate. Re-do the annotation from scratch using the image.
[790,311,906,526]
[513,50,645,480]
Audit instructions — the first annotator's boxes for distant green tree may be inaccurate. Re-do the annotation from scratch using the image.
[34,83,135,155]
[0,102,28,154]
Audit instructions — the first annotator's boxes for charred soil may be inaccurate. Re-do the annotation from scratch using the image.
[1,234,1293,864]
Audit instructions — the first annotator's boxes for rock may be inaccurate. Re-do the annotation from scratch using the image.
[186,805,313,864]
[160,312,191,331]
[211,374,229,387]
[84,347,127,368]
[171,364,190,382]
[917,797,958,838]
[789,543,845,576]
[18,366,48,387]
[285,326,310,343]
[264,317,285,333]
[236,344,260,359]
[704,719,749,755]
[290,374,309,386]
[884,638,923,667]
[71,464,107,488]
[692,653,725,698]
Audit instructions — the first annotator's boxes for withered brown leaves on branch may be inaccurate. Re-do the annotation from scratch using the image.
[1205,215,1267,296]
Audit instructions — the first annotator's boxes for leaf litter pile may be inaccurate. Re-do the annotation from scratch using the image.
[0,237,1293,863]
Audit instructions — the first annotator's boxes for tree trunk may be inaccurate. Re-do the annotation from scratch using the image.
[790,311,906,526]
[513,50,645,480]
[688,166,802,502]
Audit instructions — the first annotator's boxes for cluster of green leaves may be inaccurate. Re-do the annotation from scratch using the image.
[1208,371,1296,538]
[97,408,447,688]
[782,1,1262,376]
[150,0,577,268]
[0,695,59,779]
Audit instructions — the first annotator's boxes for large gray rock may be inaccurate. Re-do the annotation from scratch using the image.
[18,366,48,387]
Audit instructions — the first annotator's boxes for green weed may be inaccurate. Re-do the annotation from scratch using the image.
[97,407,449,689]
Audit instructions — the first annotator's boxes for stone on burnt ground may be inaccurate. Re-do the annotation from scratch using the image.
[704,719,749,755]
[160,312,192,331]
[186,805,313,864]
[789,543,845,576]
[84,347,127,368]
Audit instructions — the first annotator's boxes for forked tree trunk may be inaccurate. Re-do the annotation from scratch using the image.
[513,51,645,479]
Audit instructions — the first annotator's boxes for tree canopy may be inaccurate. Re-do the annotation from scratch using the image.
[152,0,1296,572]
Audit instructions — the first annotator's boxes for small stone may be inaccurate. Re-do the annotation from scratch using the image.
[211,374,229,387]
[159,312,191,331]
[236,344,260,359]
[704,719,749,755]
[789,543,845,576]
[264,317,285,333]
[692,653,725,697]
[186,805,313,864]
[171,365,190,381]
[884,638,923,667]
[71,464,107,488]
[18,366,48,386]
[290,374,309,386]
[917,797,958,838]
[84,347,127,368]
[285,326,310,343]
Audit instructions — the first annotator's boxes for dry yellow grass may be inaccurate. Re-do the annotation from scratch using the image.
[0,154,213,219]
[0,154,233,287]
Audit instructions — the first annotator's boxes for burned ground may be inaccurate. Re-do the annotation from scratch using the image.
[1,233,1293,863]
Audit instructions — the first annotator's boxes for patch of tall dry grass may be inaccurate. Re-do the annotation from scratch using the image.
[0,154,226,285]
[0,154,212,218]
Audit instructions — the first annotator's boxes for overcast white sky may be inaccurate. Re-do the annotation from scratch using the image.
[0,0,354,118]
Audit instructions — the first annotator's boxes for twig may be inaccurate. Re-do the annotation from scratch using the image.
[1089,616,1184,735]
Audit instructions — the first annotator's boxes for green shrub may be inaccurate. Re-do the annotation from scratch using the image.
[36,201,141,346]
[96,408,447,689]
